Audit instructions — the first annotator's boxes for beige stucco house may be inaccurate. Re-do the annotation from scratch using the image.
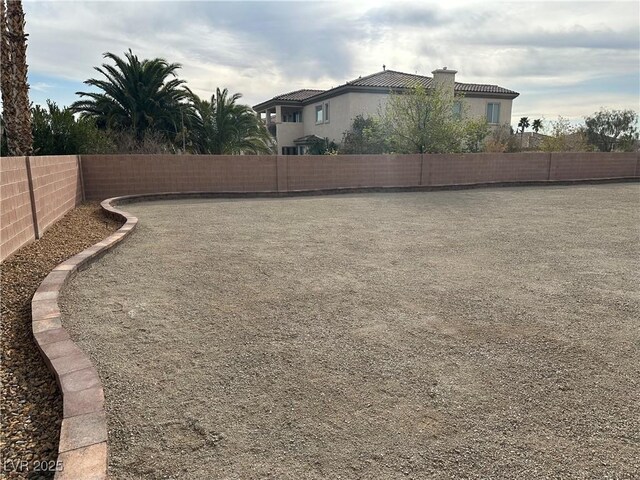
[253,68,519,155]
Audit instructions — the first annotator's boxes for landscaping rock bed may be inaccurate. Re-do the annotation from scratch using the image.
[1,203,122,479]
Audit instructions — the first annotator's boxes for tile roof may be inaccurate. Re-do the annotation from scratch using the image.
[454,82,518,95]
[348,70,433,88]
[273,89,325,101]
[255,70,518,109]
[347,69,518,96]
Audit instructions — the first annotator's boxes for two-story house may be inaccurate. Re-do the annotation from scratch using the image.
[253,67,519,155]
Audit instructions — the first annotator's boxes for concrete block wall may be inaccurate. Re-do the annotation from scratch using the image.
[285,154,422,191]
[1,156,83,261]
[81,155,277,200]
[29,156,83,234]
[80,153,639,201]
[549,152,638,180]
[426,153,551,185]
[0,157,36,260]
[2,152,638,261]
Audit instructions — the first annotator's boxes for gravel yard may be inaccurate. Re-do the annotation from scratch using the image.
[1,203,122,479]
[60,184,639,479]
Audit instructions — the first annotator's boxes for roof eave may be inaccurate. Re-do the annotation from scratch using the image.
[252,98,305,111]
[461,91,520,100]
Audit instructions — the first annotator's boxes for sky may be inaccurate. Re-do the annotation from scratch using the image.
[22,0,640,130]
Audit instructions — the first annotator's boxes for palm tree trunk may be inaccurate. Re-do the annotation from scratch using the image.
[0,0,15,151]
[1,0,33,156]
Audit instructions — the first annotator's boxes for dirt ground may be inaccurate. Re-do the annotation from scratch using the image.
[59,184,639,479]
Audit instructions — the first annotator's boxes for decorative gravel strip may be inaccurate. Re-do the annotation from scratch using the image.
[28,199,137,480]
[1,204,122,479]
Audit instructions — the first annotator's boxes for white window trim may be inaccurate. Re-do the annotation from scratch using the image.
[487,102,501,124]
[315,105,324,124]
[315,103,330,125]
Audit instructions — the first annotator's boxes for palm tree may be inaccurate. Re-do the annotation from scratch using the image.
[517,116,530,147]
[1,0,33,155]
[187,88,274,154]
[517,117,530,134]
[532,119,543,134]
[71,50,190,141]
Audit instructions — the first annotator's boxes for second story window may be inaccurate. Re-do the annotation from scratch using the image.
[486,103,500,124]
[315,103,330,124]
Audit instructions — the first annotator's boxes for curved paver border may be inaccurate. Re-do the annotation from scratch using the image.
[31,197,137,480]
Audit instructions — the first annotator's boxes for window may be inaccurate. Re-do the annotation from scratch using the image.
[316,103,330,124]
[452,101,462,119]
[486,103,500,124]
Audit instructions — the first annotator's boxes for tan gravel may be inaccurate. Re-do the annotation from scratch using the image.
[1,203,122,479]
[60,185,639,479]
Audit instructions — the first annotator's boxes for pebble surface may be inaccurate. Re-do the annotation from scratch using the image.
[1,203,122,479]
[62,185,639,479]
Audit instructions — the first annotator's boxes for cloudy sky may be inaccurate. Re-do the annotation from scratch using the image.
[23,0,639,129]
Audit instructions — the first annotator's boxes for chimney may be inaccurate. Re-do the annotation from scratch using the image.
[431,67,457,97]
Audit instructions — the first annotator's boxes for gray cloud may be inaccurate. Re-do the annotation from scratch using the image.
[468,26,639,50]
[363,4,448,28]
[22,0,640,123]
[118,1,365,78]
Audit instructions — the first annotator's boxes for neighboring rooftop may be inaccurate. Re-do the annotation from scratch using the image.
[347,69,518,96]
[254,69,519,110]
[454,82,519,95]
[347,69,432,89]
[272,89,325,101]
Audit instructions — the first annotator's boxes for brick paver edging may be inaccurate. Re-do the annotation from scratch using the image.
[31,197,138,480]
